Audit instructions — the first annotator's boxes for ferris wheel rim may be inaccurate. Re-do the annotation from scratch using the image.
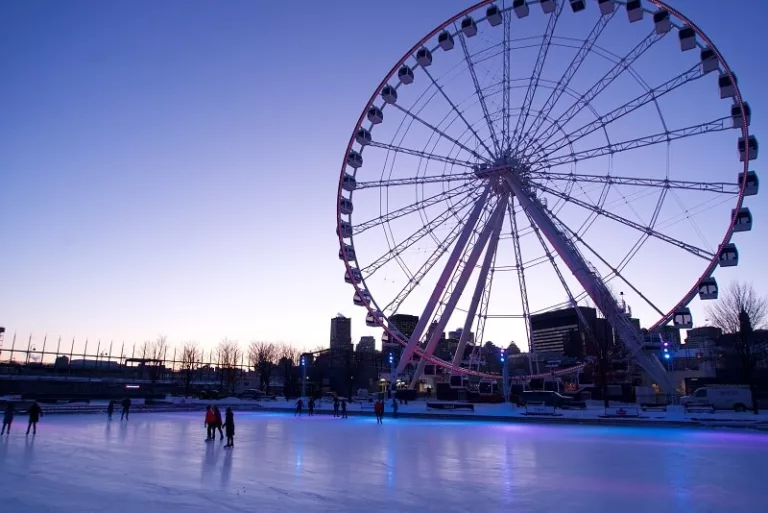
[336,0,751,379]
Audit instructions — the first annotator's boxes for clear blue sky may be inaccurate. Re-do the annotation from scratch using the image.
[1,0,767,354]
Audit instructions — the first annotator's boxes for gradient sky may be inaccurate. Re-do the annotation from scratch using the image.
[1,0,767,355]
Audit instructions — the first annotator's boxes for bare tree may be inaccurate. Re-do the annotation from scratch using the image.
[137,336,169,382]
[180,342,201,397]
[217,338,243,395]
[707,281,768,334]
[277,343,301,397]
[248,341,277,391]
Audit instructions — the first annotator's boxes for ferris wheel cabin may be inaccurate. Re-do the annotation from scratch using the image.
[416,47,433,67]
[732,207,753,232]
[540,0,556,14]
[337,221,353,239]
[731,103,752,128]
[698,277,719,300]
[737,170,759,196]
[719,73,737,99]
[368,106,383,125]
[569,0,586,13]
[342,173,357,192]
[598,0,615,16]
[672,308,693,329]
[356,128,372,146]
[653,9,671,35]
[700,48,718,74]
[679,26,696,52]
[486,5,502,26]
[347,150,363,169]
[381,85,398,105]
[353,289,372,307]
[365,310,384,327]
[461,17,478,37]
[718,243,739,267]
[738,136,758,162]
[513,0,529,18]
[339,244,355,261]
[626,0,643,23]
[438,31,455,51]
[398,65,415,85]
[339,197,354,215]
[344,267,362,284]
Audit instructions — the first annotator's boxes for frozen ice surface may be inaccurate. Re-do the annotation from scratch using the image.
[0,411,765,513]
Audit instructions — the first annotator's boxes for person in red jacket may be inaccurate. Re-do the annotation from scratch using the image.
[204,406,216,441]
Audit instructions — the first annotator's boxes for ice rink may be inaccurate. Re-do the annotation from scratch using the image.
[0,411,765,513]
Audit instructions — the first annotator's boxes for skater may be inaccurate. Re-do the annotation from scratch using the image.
[26,401,42,435]
[107,400,116,420]
[223,407,235,448]
[374,400,383,424]
[204,406,216,440]
[391,398,399,418]
[308,397,315,416]
[295,398,303,416]
[333,397,340,418]
[1,402,14,435]
[341,399,348,419]
[120,396,131,420]
[213,405,224,440]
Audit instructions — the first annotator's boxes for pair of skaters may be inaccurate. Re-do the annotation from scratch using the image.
[205,405,235,447]
[1,401,43,435]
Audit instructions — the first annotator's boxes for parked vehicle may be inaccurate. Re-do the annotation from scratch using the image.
[680,385,752,412]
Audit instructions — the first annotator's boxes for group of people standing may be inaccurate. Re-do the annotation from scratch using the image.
[205,405,235,447]
[1,401,43,436]
[293,396,399,423]
[106,397,133,420]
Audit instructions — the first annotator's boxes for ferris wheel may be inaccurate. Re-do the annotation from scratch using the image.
[335,0,757,392]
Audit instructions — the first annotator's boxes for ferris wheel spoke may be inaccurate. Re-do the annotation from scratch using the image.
[456,30,502,155]
[368,141,480,169]
[522,10,617,148]
[355,172,477,190]
[384,204,473,314]
[511,0,563,150]
[353,183,476,236]
[501,4,511,149]
[543,64,704,155]
[410,196,507,386]
[532,181,715,260]
[528,170,741,194]
[534,117,731,169]
[361,190,480,278]
[391,103,491,163]
[507,198,534,368]
[552,209,665,318]
[522,29,666,158]
[395,184,492,374]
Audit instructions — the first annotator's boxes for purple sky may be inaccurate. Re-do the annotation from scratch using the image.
[1,0,767,355]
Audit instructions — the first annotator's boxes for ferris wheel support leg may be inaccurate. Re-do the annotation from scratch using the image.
[395,184,492,377]
[409,197,508,388]
[450,202,504,370]
[501,172,674,394]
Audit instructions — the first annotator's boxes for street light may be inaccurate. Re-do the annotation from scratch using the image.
[388,352,396,396]
[500,348,508,403]
[300,354,308,398]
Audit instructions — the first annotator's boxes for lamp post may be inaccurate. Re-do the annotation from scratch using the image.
[300,354,307,398]
[500,348,508,403]
[389,352,396,397]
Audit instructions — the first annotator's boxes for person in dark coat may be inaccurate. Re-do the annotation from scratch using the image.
[1,403,14,435]
[120,397,131,420]
[223,407,235,448]
[295,398,303,416]
[333,397,340,418]
[107,400,116,420]
[26,401,42,435]
[308,397,315,416]
[213,405,224,440]
[391,399,399,418]
[341,399,348,419]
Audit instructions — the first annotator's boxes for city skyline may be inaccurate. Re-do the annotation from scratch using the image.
[2,1,767,354]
